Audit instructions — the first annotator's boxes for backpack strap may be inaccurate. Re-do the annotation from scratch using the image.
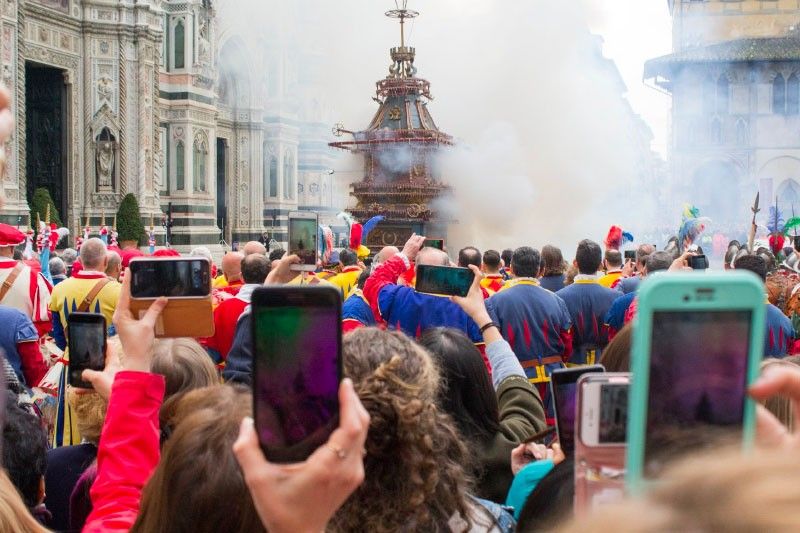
[0,263,24,303]
[78,278,112,313]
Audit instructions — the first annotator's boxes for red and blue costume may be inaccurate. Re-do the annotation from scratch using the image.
[486,279,572,422]
[766,303,795,357]
[364,254,484,346]
[556,279,619,366]
[342,289,378,333]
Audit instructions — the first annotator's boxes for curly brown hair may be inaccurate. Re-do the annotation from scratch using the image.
[331,328,475,532]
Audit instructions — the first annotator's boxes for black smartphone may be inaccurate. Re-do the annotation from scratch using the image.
[550,365,605,453]
[288,213,319,272]
[794,237,800,253]
[415,265,475,297]
[129,258,211,298]
[424,238,445,251]
[68,313,107,389]
[689,255,709,270]
[251,286,342,463]
[624,250,636,262]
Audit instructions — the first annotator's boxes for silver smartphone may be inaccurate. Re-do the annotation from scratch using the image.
[288,212,319,272]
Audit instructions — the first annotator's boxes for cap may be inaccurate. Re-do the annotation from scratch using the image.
[0,223,26,247]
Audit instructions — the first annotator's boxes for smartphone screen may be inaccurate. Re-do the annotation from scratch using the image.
[252,287,341,463]
[288,216,319,268]
[624,250,636,261]
[645,310,751,477]
[581,380,629,446]
[68,314,107,389]
[415,265,474,297]
[130,259,210,298]
[552,366,604,453]
[424,238,445,250]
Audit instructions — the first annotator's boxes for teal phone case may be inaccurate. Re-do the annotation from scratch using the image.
[626,272,765,495]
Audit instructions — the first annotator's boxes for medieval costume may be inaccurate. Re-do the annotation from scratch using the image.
[556,277,619,366]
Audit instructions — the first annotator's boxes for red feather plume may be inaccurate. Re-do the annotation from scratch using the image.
[604,226,623,250]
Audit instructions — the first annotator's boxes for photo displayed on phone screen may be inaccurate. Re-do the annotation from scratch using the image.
[645,310,751,477]
[130,259,210,298]
[253,296,340,463]
[599,384,628,444]
[288,217,318,267]
[415,265,474,297]
[68,320,106,388]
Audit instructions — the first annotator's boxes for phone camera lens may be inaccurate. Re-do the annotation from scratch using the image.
[683,295,690,302]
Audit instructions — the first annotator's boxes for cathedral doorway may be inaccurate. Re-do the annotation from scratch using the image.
[216,137,228,242]
[25,62,68,219]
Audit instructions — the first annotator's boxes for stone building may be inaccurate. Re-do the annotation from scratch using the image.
[0,0,347,253]
[646,0,800,225]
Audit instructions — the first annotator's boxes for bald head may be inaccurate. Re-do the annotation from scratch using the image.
[80,238,108,271]
[416,247,450,267]
[243,241,267,257]
[375,246,399,265]
[105,251,122,280]
[222,251,244,282]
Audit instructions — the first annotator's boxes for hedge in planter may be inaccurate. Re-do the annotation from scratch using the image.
[30,187,62,228]
[116,193,145,244]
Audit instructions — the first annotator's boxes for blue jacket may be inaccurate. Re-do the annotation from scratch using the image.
[556,280,619,365]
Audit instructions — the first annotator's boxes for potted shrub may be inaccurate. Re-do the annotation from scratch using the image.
[116,193,145,248]
[30,187,62,228]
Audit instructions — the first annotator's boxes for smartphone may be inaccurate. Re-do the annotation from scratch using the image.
[626,272,765,494]
[550,365,605,453]
[129,258,214,338]
[288,213,319,272]
[624,250,636,262]
[67,313,107,389]
[129,257,211,298]
[415,265,474,297]
[689,254,709,270]
[574,373,630,517]
[580,373,630,447]
[424,238,445,250]
[793,236,800,253]
[251,286,342,463]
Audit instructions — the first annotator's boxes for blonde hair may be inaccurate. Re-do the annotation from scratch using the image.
[67,390,107,444]
[0,470,48,533]
[760,358,799,432]
[561,448,800,532]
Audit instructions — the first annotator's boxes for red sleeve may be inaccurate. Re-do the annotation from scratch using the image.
[559,328,574,364]
[84,371,165,533]
[17,341,47,386]
[342,319,365,334]
[363,255,408,320]
[34,318,52,337]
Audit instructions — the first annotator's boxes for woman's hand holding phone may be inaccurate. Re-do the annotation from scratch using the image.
[510,441,565,475]
[233,378,370,533]
[750,365,800,449]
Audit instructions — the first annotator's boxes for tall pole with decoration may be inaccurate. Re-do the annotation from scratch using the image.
[100,209,108,245]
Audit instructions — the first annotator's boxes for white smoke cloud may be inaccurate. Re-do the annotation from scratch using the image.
[215,0,668,256]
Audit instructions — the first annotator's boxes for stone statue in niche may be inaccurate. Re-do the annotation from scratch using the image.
[198,18,211,64]
[96,128,116,190]
[97,75,113,103]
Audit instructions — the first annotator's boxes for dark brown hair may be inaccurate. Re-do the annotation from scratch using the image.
[132,385,264,533]
[540,245,565,276]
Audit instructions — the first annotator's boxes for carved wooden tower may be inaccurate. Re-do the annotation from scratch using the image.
[329,1,452,249]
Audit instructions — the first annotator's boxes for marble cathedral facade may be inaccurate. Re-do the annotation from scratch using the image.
[0,0,346,252]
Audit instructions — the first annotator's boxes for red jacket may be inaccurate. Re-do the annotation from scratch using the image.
[83,371,164,533]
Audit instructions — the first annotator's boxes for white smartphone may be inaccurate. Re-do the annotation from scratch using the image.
[288,212,319,272]
[580,373,630,447]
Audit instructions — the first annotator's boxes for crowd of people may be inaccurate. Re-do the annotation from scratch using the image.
[3,212,800,532]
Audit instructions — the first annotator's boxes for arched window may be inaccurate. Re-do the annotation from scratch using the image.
[774,73,786,114]
[283,151,294,200]
[788,74,800,115]
[174,20,185,69]
[193,135,208,192]
[779,179,800,211]
[176,141,185,190]
[263,145,278,200]
[735,119,748,145]
[710,117,722,144]
[716,76,729,114]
